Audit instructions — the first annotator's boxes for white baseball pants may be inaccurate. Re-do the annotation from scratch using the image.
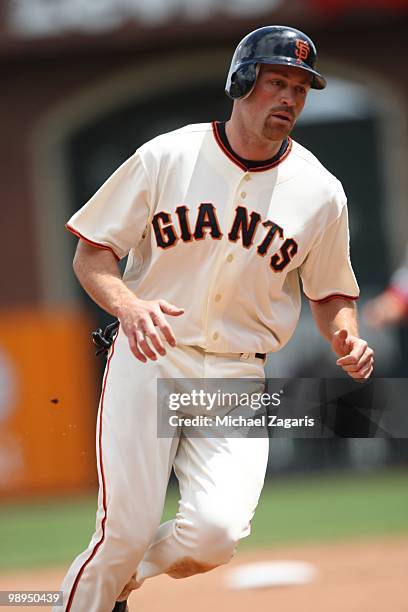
[57,330,269,611]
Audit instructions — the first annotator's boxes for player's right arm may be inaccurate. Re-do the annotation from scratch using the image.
[73,240,184,362]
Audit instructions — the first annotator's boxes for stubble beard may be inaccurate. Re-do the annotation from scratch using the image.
[262,117,293,141]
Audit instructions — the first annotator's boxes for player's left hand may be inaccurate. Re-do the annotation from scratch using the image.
[331,329,374,380]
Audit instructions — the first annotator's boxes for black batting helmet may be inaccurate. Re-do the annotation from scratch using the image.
[225,25,327,100]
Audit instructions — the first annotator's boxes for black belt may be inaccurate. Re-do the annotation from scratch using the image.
[240,352,266,360]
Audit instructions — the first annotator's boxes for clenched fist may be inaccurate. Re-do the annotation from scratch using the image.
[331,329,374,380]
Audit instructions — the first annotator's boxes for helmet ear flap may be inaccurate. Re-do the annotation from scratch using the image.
[239,64,260,100]
[226,63,258,100]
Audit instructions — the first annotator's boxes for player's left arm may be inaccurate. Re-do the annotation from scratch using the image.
[309,298,374,380]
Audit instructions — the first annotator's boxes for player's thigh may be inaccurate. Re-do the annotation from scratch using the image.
[174,433,269,536]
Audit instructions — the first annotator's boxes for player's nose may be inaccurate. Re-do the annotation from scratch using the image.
[279,87,296,106]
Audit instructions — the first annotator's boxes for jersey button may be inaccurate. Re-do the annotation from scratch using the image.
[240,191,247,199]
[214,294,222,302]
[212,332,219,341]
[226,254,234,263]
[243,174,251,181]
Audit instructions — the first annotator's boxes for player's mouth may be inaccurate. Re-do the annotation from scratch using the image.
[270,112,293,124]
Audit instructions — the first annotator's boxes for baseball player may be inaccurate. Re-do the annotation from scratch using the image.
[56,25,374,612]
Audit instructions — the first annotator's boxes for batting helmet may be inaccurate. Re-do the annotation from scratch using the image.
[225,25,327,100]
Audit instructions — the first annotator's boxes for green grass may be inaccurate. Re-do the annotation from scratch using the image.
[0,496,97,571]
[0,470,407,571]
[241,470,408,548]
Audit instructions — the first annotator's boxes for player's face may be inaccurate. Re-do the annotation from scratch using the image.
[243,64,312,141]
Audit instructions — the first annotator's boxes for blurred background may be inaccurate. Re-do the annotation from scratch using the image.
[1,0,408,610]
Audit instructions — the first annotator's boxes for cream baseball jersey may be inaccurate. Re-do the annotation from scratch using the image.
[67,122,359,354]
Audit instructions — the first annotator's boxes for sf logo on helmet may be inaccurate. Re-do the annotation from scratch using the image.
[295,39,310,62]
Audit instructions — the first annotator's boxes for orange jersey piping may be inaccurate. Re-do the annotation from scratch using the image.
[305,292,360,303]
[66,224,120,262]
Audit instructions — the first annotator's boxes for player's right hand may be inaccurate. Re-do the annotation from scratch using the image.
[118,298,184,362]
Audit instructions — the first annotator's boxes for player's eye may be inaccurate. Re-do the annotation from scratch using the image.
[296,86,306,94]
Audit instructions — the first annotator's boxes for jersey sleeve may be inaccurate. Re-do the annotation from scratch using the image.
[66,152,152,260]
[299,203,360,302]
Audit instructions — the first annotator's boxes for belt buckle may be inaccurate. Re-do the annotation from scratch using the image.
[240,352,253,361]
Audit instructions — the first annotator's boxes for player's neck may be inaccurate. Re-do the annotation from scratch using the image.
[225,118,283,162]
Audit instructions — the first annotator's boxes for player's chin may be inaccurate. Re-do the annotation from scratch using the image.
[263,117,293,140]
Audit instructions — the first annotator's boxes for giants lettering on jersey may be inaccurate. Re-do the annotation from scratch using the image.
[152,203,298,272]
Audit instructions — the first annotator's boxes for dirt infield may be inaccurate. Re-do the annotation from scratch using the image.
[1,536,406,611]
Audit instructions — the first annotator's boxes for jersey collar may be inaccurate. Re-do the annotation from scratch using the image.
[212,121,292,173]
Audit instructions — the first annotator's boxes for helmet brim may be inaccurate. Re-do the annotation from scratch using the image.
[256,57,327,90]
